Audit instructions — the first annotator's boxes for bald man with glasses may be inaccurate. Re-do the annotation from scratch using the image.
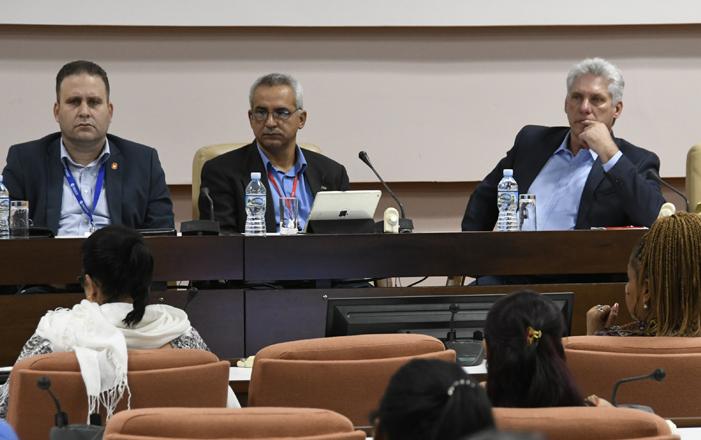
[199,73,349,234]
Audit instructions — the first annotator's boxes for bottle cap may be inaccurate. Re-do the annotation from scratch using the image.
[250,172,261,180]
[503,169,513,177]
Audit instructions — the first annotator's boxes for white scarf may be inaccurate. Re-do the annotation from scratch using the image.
[36,300,191,421]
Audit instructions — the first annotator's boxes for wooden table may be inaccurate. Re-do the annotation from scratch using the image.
[0,230,645,364]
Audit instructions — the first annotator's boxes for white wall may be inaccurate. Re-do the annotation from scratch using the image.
[1,25,699,183]
[3,0,701,27]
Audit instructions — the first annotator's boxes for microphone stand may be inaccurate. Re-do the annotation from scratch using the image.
[358,150,414,232]
[647,170,689,212]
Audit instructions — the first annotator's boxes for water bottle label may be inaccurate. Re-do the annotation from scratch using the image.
[246,195,266,209]
[497,191,517,210]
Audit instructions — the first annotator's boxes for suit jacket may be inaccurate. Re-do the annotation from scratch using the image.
[199,142,350,234]
[461,125,666,231]
[2,132,174,234]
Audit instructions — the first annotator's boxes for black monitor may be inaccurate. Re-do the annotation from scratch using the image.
[325,292,574,340]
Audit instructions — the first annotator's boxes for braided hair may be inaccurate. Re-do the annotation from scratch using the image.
[81,225,154,327]
[630,212,701,336]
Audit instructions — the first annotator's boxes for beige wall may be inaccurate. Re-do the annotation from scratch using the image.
[1,25,700,185]
[171,179,688,232]
[4,0,701,27]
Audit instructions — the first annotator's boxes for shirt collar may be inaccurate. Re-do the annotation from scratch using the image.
[256,142,308,176]
[60,138,111,168]
[555,131,598,161]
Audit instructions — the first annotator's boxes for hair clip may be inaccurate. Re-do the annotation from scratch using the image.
[526,326,542,345]
[447,378,476,396]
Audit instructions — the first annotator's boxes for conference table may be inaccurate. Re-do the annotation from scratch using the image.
[0,229,644,366]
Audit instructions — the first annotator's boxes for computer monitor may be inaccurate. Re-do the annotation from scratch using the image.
[325,292,574,340]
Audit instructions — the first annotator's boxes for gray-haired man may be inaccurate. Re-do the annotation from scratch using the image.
[199,73,349,234]
[462,57,665,231]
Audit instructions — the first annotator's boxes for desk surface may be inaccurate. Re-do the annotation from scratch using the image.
[0,230,644,284]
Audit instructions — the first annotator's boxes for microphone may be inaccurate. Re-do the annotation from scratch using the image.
[446,303,459,342]
[37,376,68,427]
[201,187,216,222]
[647,170,689,212]
[180,186,220,236]
[610,368,666,411]
[358,151,414,233]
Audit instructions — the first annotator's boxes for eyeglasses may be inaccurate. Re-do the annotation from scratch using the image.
[250,108,300,122]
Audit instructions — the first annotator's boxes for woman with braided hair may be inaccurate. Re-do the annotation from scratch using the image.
[484,290,586,407]
[371,358,495,440]
[587,212,701,336]
[0,225,239,420]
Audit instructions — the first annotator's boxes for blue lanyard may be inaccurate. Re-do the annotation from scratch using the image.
[62,161,106,228]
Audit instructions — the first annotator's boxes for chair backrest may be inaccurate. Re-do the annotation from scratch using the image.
[494,406,677,440]
[564,335,701,418]
[103,407,367,440]
[191,142,322,219]
[248,333,456,427]
[687,143,701,213]
[7,349,229,440]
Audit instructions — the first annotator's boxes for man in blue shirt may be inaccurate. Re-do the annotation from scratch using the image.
[462,57,665,231]
[200,73,349,234]
[2,60,174,236]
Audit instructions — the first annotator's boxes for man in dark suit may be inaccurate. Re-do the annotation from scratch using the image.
[462,57,665,231]
[199,73,349,234]
[2,60,174,236]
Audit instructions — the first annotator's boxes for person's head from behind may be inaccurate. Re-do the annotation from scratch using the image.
[372,358,494,440]
[484,290,583,407]
[248,73,307,156]
[627,212,701,335]
[81,225,153,327]
[54,60,113,152]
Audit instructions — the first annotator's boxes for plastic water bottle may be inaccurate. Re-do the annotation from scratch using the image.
[0,177,9,238]
[496,169,519,232]
[245,172,266,236]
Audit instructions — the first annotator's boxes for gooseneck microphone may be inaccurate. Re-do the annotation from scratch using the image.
[180,186,220,236]
[358,150,414,233]
[611,368,666,409]
[647,170,690,212]
[37,376,69,427]
[201,187,216,222]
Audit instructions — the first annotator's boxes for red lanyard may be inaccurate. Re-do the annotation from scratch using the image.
[267,170,298,198]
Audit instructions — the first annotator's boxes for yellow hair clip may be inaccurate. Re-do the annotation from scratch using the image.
[526,326,542,345]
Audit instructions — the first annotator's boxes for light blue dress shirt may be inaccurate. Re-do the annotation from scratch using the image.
[58,139,112,236]
[526,132,622,230]
[257,144,313,232]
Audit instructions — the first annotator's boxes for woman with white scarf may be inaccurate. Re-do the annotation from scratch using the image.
[0,225,239,421]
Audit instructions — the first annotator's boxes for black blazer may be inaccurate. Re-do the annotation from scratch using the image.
[461,125,666,231]
[2,132,174,234]
[199,142,350,234]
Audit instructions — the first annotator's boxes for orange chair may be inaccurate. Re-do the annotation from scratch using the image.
[248,333,456,427]
[7,349,229,440]
[564,336,701,418]
[103,407,366,440]
[494,406,678,440]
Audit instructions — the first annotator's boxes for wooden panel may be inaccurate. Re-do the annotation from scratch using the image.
[0,235,244,284]
[0,289,245,366]
[245,230,644,281]
[245,284,629,355]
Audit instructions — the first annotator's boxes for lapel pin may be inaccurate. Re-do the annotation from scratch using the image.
[111,162,118,170]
